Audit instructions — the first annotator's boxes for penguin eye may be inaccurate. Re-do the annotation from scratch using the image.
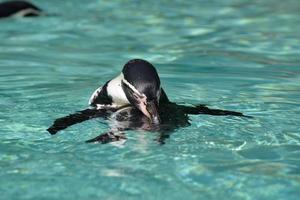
[125,86,139,100]
[121,80,143,100]
[133,93,139,99]
[129,88,138,99]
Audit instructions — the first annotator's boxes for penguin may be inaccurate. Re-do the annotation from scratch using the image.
[0,0,43,18]
[88,59,170,124]
[47,59,251,144]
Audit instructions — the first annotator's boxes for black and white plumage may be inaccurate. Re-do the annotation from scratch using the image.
[47,59,251,144]
[0,0,42,18]
[88,59,169,124]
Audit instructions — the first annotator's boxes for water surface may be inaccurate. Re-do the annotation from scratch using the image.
[0,0,300,199]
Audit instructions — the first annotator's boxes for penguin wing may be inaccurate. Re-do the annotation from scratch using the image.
[169,104,252,118]
[89,81,113,107]
[47,108,112,135]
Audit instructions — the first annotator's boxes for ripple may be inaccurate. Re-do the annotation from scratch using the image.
[1,0,300,199]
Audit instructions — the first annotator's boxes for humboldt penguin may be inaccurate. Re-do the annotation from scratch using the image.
[47,59,250,144]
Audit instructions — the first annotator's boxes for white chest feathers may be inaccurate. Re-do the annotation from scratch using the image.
[106,73,130,106]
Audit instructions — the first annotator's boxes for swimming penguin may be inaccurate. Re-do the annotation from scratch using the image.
[47,59,250,144]
[0,0,43,18]
[88,59,169,124]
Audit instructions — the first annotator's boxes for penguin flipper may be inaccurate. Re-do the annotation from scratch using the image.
[173,104,252,118]
[47,108,110,135]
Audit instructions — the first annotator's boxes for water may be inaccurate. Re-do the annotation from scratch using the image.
[1,0,300,199]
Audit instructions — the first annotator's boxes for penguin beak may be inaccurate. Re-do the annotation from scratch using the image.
[138,100,161,124]
[121,80,161,124]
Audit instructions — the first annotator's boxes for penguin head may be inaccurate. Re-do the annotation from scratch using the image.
[121,59,161,124]
[0,1,43,18]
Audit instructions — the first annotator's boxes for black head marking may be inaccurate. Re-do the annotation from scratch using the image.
[122,59,160,101]
[0,1,42,18]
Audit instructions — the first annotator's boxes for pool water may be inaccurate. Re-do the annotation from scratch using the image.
[1,0,300,199]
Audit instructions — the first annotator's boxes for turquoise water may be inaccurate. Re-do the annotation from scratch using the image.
[1,0,300,199]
